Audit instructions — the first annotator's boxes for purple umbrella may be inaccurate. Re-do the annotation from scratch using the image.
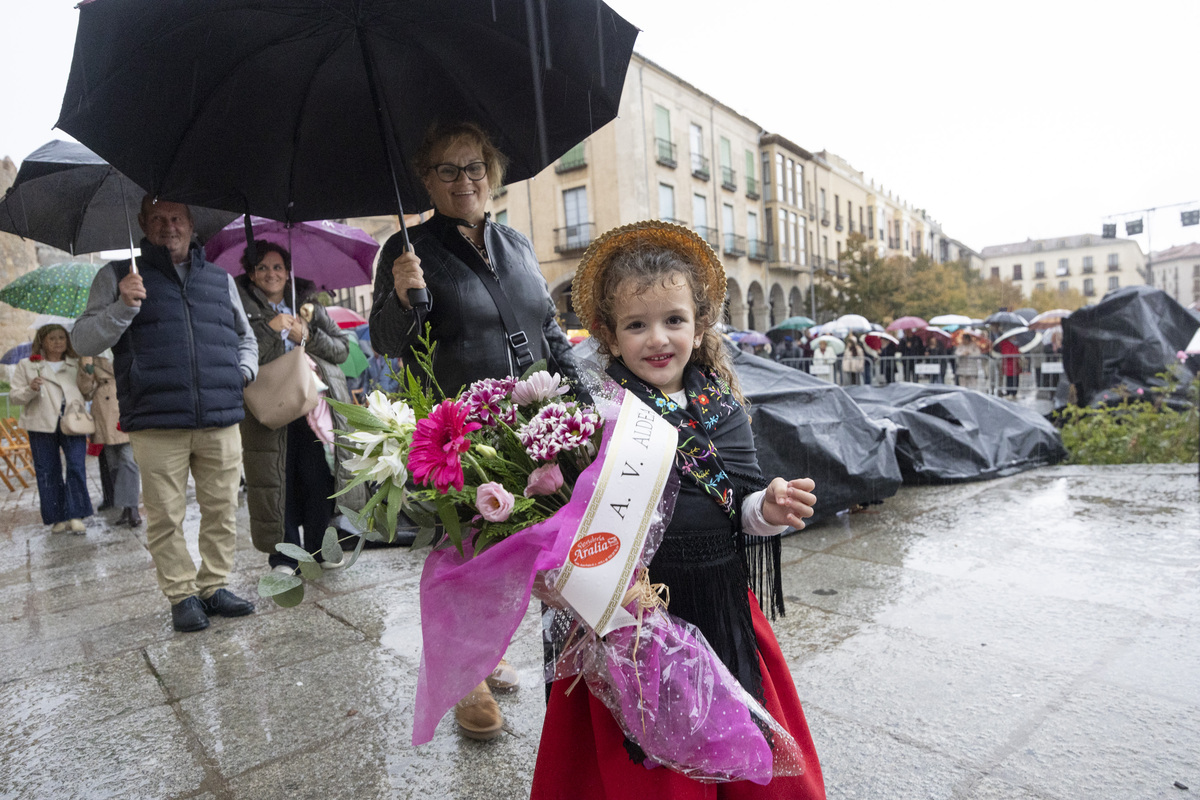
[204,215,380,291]
[1,342,32,365]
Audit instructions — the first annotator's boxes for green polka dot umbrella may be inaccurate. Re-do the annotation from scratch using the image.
[0,262,103,318]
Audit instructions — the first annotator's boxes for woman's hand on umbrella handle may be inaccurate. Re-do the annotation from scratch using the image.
[268,314,292,334]
[392,249,426,310]
[286,317,308,344]
[119,272,146,308]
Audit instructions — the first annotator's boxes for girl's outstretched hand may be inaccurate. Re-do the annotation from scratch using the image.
[761,477,817,530]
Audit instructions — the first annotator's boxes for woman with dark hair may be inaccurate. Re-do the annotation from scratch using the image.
[10,324,94,533]
[236,242,366,576]
[370,121,581,740]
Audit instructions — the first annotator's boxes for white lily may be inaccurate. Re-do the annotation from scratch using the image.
[345,429,389,458]
[367,390,416,430]
[372,437,409,484]
[343,450,379,476]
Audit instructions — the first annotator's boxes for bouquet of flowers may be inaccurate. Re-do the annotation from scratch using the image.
[326,328,602,556]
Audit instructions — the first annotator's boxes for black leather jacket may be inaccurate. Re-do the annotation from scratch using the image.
[369,212,579,396]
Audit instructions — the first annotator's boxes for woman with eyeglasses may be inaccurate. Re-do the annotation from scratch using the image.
[236,243,365,577]
[370,121,582,741]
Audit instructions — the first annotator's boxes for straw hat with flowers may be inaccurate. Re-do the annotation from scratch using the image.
[572,220,726,330]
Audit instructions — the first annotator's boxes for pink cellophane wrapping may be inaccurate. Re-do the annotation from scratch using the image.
[411,401,619,745]
[555,607,805,784]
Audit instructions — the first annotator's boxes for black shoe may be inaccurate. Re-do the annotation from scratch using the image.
[97,500,114,512]
[116,507,131,526]
[171,596,210,633]
[126,507,142,527]
[200,588,255,618]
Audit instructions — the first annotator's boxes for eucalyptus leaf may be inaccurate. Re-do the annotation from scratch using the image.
[259,572,303,597]
[322,527,345,565]
[275,543,316,562]
[272,583,305,607]
[299,559,323,580]
[363,528,388,542]
[340,527,369,569]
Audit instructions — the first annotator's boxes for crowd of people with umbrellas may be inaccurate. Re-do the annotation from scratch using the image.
[729,307,1069,396]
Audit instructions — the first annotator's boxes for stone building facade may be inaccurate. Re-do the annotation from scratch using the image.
[1146,243,1200,308]
[979,234,1146,301]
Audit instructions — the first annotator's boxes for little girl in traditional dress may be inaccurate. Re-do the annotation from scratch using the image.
[530,221,826,800]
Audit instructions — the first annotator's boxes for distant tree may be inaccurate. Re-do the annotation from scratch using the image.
[1028,286,1086,312]
[814,233,906,322]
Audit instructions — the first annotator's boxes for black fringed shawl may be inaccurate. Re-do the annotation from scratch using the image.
[606,361,786,701]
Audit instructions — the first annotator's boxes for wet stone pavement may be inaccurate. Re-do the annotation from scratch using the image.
[1,459,1197,800]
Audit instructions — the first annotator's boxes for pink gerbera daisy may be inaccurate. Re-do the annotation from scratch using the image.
[408,400,482,493]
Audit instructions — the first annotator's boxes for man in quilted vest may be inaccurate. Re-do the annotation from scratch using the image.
[73,197,260,632]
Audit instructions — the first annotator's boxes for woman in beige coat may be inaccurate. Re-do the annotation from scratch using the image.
[9,324,94,533]
[78,355,141,526]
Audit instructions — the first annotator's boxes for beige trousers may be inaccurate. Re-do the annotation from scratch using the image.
[128,426,242,604]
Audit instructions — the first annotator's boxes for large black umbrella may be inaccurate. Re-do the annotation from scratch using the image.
[56,0,638,225]
[0,140,237,255]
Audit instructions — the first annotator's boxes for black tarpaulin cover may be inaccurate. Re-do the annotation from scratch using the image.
[731,349,902,521]
[844,383,1067,483]
[1063,286,1199,407]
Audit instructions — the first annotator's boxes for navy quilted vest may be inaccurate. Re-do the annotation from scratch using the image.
[112,241,244,431]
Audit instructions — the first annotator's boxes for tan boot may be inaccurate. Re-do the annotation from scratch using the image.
[485,657,520,693]
[454,681,503,740]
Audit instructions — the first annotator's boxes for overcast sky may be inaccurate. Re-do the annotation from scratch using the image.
[3,0,1196,255]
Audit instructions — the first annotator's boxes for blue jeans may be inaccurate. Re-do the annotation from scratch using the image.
[28,426,94,525]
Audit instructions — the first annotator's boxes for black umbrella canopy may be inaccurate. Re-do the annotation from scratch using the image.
[56,0,639,223]
[0,140,237,254]
[984,310,1026,328]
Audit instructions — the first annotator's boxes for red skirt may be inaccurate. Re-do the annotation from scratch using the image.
[530,592,826,800]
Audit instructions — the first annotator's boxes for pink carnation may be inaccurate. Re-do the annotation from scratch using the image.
[408,400,482,493]
[463,377,517,426]
[524,462,564,497]
[518,403,599,461]
[476,482,515,522]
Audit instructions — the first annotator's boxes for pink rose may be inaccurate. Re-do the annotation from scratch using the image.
[524,462,564,498]
[476,482,515,522]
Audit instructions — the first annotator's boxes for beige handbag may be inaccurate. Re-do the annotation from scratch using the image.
[243,343,319,430]
[60,399,96,436]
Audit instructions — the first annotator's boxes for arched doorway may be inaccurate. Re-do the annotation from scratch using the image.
[768,284,786,328]
[789,287,803,317]
[724,278,745,329]
[746,281,766,331]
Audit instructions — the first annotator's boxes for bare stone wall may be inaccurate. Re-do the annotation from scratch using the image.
[0,157,41,358]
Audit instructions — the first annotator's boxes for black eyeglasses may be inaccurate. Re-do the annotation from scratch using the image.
[431,161,487,183]
[254,263,287,274]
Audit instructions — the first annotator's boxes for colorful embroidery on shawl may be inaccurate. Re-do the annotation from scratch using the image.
[607,362,740,518]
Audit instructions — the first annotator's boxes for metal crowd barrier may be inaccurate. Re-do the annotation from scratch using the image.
[775,354,1064,399]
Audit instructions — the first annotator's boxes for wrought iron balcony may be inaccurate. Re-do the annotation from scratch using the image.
[693,224,719,248]
[691,153,711,181]
[821,210,830,226]
[1107,262,1120,272]
[721,167,737,192]
[723,233,746,257]
[655,138,677,168]
[554,222,596,253]
[747,239,769,261]
[835,214,844,232]
[848,220,856,234]
[659,216,685,226]
[745,176,759,199]
[1082,265,1094,274]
